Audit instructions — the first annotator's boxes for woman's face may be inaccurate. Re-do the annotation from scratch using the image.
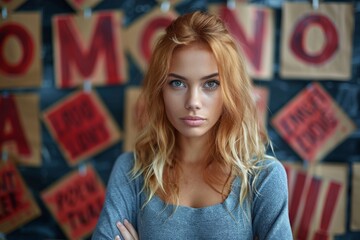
[162,43,223,140]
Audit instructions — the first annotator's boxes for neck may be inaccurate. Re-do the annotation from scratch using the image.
[177,134,211,165]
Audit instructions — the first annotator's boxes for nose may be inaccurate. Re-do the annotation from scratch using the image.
[185,87,201,110]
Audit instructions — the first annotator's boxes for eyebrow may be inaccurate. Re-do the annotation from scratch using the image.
[168,73,219,80]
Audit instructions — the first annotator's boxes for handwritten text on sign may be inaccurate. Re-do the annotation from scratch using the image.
[42,91,121,165]
[0,160,41,233]
[41,165,105,239]
[271,83,356,162]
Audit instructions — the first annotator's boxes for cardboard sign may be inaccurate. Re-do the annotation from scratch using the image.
[209,3,274,80]
[0,160,41,233]
[0,93,41,166]
[41,164,105,240]
[124,7,177,72]
[280,2,354,80]
[284,162,347,239]
[271,83,356,163]
[65,0,102,11]
[42,90,121,166]
[0,0,26,11]
[52,11,127,88]
[351,163,360,231]
[124,87,142,151]
[0,12,42,89]
[253,85,269,128]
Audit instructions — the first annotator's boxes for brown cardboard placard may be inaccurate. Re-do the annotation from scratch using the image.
[52,11,127,88]
[0,159,41,233]
[42,90,121,166]
[0,12,42,89]
[0,93,41,166]
[280,2,354,80]
[351,163,360,231]
[124,7,177,72]
[209,3,275,80]
[284,163,347,239]
[271,83,356,163]
[123,87,142,152]
[41,164,105,240]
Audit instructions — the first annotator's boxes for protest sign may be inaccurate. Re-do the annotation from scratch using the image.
[41,164,105,239]
[124,8,177,72]
[281,2,354,80]
[42,91,121,166]
[284,162,347,239]
[272,83,356,162]
[209,3,274,79]
[0,93,41,166]
[53,11,127,88]
[0,160,41,233]
[0,12,42,88]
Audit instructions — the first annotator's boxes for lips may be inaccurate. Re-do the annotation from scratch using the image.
[180,116,206,127]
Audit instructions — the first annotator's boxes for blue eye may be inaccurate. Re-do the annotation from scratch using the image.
[204,80,220,90]
[169,80,185,88]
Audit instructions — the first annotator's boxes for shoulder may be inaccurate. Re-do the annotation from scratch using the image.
[253,158,288,190]
[113,152,135,172]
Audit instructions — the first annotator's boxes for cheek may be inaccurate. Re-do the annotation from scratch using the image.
[163,93,176,116]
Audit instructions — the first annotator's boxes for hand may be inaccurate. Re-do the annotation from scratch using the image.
[115,219,139,240]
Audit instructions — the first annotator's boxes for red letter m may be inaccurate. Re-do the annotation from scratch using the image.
[55,12,125,88]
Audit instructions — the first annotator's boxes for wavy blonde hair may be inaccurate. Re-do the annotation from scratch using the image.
[133,11,271,208]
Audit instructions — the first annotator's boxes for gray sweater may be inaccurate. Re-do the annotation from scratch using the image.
[92,152,293,239]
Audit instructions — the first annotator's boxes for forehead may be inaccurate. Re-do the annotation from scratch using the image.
[169,43,218,74]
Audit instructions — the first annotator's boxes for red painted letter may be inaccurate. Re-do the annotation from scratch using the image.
[219,7,267,72]
[290,14,338,64]
[56,13,120,88]
[141,17,173,62]
[0,23,34,74]
[0,95,31,156]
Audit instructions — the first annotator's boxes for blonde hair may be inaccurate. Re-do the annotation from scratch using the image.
[133,11,271,208]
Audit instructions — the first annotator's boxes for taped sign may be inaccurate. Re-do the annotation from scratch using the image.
[42,90,121,166]
[351,163,360,231]
[52,11,127,88]
[280,2,354,80]
[0,93,41,166]
[209,3,275,80]
[124,8,177,72]
[284,163,347,239]
[272,83,356,163]
[41,164,105,240]
[0,160,41,233]
[124,87,142,152]
[0,12,42,89]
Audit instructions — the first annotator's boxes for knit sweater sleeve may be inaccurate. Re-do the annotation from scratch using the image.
[251,160,293,239]
[92,152,139,240]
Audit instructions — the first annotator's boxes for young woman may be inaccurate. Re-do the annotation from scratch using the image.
[92,11,292,240]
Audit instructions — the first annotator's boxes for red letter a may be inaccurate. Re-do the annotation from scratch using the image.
[0,95,31,156]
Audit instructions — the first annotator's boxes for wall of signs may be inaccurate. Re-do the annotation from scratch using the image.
[0,0,359,239]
